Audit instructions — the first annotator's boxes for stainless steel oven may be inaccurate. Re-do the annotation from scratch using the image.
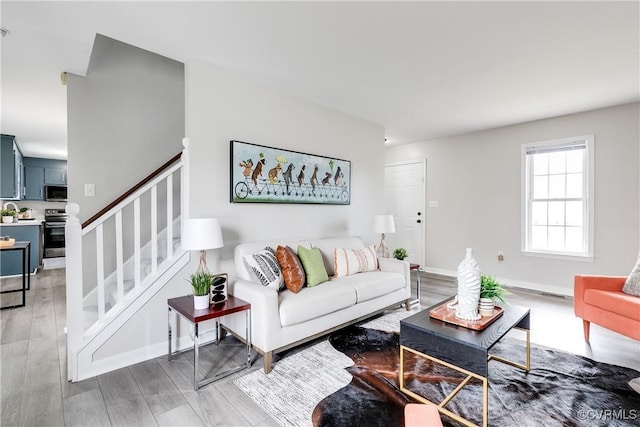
[44,208,67,258]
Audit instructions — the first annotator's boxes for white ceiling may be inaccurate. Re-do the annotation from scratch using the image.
[1,1,638,160]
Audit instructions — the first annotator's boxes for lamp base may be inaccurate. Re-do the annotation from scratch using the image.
[196,249,210,275]
[376,233,390,258]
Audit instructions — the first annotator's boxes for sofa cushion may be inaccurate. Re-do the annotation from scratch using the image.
[335,271,406,303]
[298,246,329,287]
[276,245,305,293]
[235,239,311,281]
[584,289,640,321]
[243,247,284,290]
[622,257,640,297]
[311,237,365,277]
[279,280,357,327]
[334,246,378,278]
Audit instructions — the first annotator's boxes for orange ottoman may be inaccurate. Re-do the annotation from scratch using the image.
[405,403,444,427]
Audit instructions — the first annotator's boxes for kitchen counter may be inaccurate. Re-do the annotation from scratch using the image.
[0,222,42,275]
[0,219,44,226]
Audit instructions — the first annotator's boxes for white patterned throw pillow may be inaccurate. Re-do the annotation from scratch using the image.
[244,247,284,290]
[622,256,640,297]
[333,245,378,278]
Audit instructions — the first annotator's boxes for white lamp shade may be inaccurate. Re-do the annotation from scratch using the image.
[373,214,396,233]
[182,218,224,250]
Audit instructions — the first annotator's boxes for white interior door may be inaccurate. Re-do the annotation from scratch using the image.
[384,161,425,266]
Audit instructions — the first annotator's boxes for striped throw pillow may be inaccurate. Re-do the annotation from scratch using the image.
[244,247,284,290]
[334,245,378,278]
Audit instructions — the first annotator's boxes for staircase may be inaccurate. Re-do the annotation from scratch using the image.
[66,140,192,382]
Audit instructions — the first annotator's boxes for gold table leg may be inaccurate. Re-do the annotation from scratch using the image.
[400,345,488,427]
[399,332,530,427]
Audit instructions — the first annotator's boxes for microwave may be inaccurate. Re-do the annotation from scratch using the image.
[44,185,67,202]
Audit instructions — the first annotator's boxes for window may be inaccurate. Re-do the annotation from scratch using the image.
[521,135,594,260]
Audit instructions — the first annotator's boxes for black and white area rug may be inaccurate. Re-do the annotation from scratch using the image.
[234,310,640,427]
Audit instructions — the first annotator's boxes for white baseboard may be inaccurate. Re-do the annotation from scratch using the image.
[422,267,573,298]
[76,328,220,382]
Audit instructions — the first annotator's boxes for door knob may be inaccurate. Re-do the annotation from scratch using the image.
[417,219,422,224]
[417,212,421,216]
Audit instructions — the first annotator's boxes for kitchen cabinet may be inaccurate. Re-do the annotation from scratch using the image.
[24,166,45,200]
[23,157,67,200]
[0,223,42,276]
[0,134,23,200]
[45,167,66,185]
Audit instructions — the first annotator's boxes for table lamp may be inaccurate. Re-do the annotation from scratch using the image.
[373,214,395,258]
[182,218,224,274]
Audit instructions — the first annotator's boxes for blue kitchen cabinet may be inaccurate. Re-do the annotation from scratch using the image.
[23,157,67,200]
[25,166,45,200]
[45,167,66,185]
[0,223,41,276]
[1,134,23,200]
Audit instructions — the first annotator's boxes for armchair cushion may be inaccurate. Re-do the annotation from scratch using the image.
[584,289,640,321]
[622,257,640,297]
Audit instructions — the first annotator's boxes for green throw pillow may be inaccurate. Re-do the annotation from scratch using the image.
[297,246,329,287]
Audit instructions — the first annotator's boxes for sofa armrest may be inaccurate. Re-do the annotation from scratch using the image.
[378,258,411,291]
[574,275,627,317]
[225,278,280,352]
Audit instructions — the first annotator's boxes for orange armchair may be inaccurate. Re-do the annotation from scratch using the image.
[574,275,640,341]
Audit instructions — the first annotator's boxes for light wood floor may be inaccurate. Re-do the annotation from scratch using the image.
[1,269,638,426]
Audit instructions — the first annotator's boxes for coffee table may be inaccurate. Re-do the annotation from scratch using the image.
[399,297,530,427]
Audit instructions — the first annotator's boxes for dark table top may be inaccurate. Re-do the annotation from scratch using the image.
[168,294,250,323]
[401,297,530,351]
[400,297,530,377]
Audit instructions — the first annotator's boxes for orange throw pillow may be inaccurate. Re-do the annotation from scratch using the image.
[276,245,306,293]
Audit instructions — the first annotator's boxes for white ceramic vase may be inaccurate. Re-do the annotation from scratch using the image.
[455,248,481,320]
[2,216,14,224]
[193,294,210,310]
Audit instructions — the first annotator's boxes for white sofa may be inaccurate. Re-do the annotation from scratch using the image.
[222,236,411,373]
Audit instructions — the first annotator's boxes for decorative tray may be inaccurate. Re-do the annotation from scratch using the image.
[0,237,16,248]
[429,299,504,331]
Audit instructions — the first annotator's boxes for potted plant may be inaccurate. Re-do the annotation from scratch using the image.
[19,207,31,219]
[393,248,409,261]
[1,209,15,224]
[479,275,509,316]
[189,271,213,310]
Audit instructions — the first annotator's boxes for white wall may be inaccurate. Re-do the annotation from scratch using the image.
[186,61,385,256]
[94,60,385,361]
[385,102,639,295]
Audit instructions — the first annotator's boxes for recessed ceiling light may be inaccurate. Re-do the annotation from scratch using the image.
[0,28,8,37]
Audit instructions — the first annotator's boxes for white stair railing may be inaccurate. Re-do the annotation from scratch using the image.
[66,138,191,381]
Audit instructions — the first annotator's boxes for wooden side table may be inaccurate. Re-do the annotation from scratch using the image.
[407,263,421,309]
[0,241,31,310]
[168,294,251,390]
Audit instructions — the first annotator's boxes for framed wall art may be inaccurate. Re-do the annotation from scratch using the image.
[230,140,351,205]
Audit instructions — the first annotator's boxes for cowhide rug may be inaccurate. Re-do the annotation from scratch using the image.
[313,326,640,427]
[234,311,640,427]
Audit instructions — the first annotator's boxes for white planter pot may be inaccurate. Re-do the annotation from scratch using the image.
[193,294,210,310]
[478,297,495,317]
[2,216,14,224]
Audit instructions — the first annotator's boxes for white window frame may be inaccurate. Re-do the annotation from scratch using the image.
[521,134,594,261]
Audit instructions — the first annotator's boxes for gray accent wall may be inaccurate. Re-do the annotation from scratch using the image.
[385,102,640,295]
[67,34,185,295]
[67,34,185,223]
